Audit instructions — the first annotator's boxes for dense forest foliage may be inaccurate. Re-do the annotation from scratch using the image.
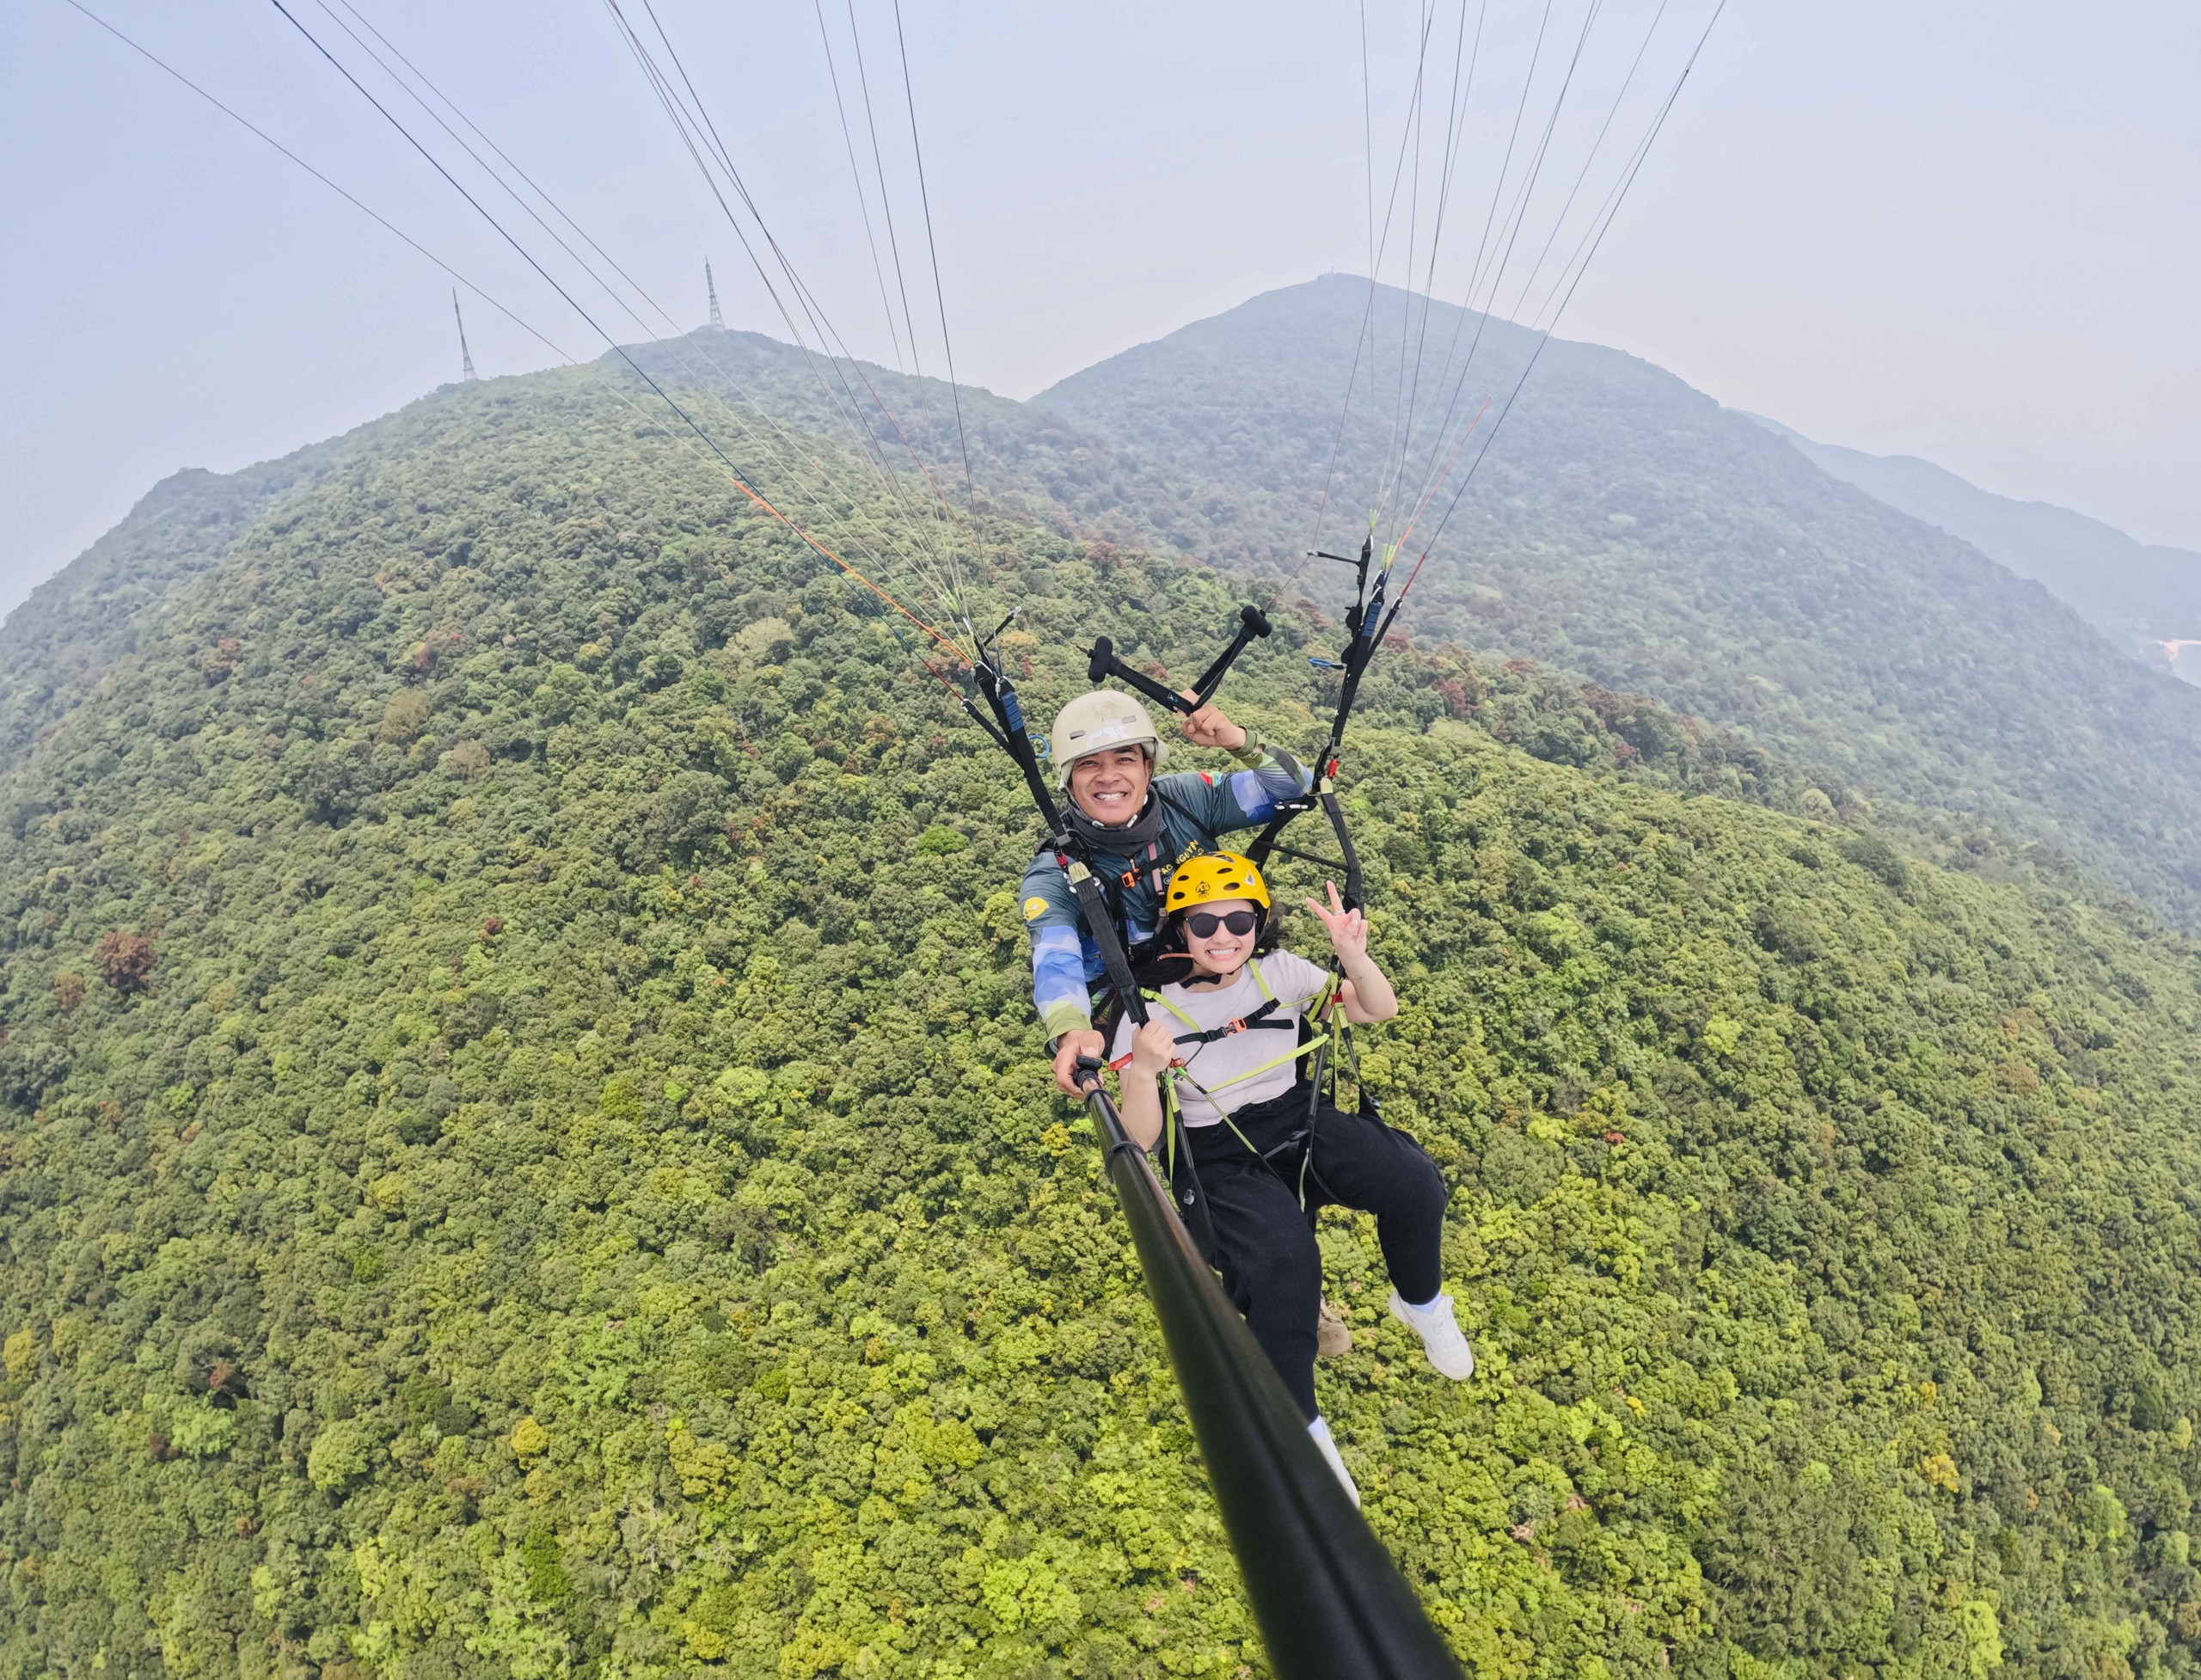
[1027,278,2201,930]
[6,365,2201,1679]
[0,451,335,770]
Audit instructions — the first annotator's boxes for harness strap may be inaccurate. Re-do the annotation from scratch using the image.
[1058,851,1149,1030]
[1159,995,1293,1046]
[1194,1035,1332,1094]
[1123,958,1333,1218]
[1166,1062,1322,1212]
[1076,797,1217,943]
[1139,958,1330,1082]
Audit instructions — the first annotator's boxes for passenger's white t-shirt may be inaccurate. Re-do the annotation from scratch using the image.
[1111,950,1332,1126]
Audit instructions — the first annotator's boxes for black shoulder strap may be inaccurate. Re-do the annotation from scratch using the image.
[1154,786,1221,856]
[1051,841,1150,1027]
[1165,995,1293,1046]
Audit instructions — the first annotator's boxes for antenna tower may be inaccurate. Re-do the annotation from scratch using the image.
[451,289,477,382]
[706,260,724,330]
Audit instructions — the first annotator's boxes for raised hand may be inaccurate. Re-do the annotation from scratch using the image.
[1303,880,1367,959]
[1177,692,1248,751]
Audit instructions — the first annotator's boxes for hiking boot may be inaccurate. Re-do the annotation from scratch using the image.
[1388,1291,1475,1380]
[1307,1417,1360,1508]
[1316,1298,1352,1359]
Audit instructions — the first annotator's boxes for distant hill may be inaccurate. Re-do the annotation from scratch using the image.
[616,327,1282,573]
[1030,276,2201,929]
[7,364,2201,1676]
[0,451,336,769]
[1748,415,2201,684]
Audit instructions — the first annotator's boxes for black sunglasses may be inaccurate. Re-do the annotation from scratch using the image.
[1184,909,1260,939]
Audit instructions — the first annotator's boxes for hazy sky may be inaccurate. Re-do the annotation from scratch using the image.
[3,0,2195,619]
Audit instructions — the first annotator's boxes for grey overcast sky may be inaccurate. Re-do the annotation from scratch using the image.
[3,0,2196,619]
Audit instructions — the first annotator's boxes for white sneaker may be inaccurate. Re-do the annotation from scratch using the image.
[1389,1291,1475,1380]
[1307,1416,1360,1507]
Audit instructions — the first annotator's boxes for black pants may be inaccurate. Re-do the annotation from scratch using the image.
[1178,1085,1449,1421]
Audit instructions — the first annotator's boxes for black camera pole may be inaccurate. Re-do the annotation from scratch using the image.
[1073,1059,1464,1679]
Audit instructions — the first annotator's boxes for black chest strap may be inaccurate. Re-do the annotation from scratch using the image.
[1163,995,1294,1047]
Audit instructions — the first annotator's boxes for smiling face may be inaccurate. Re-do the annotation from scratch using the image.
[1067,745,1153,825]
[1180,896,1260,980]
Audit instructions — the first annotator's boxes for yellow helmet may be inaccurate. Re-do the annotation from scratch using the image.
[1163,850,1271,916]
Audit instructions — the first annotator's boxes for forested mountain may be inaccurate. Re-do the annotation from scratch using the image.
[1748,417,2201,685]
[0,451,339,771]
[610,328,1276,572]
[1029,277,2201,930]
[6,358,2201,1678]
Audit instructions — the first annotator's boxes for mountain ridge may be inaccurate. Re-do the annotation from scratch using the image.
[0,451,338,770]
[1746,413,2201,684]
[13,284,2201,935]
[1027,276,2201,929]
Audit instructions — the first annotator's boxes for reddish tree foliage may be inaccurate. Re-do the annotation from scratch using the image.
[207,1361,250,1399]
[410,628,465,671]
[481,916,504,941]
[1433,678,1474,719]
[52,972,86,1013]
[95,931,155,993]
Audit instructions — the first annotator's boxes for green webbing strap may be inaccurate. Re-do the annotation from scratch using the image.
[1147,991,1200,1031]
[1303,967,1349,1113]
[1147,958,1336,1207]
[1143,963,1332,1098]
[1195,1036,1333,1095]
[1169,1059,1322,1212]
[1168,1063,1267,1172]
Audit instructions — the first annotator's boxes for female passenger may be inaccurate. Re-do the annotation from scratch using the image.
[1111,851,1474,1505]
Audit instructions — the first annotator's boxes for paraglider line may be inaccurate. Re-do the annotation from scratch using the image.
[66,0,570,363]
[892,0,975,504]
[263,0,967,660]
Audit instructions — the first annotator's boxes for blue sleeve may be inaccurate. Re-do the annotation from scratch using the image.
[1228,743,1312,825]
[1020,851,1098,1037]
[1159,741,1313,838]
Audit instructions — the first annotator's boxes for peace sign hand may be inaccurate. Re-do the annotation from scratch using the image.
[1303,881,1367,958]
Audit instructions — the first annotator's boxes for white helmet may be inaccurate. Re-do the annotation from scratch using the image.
[1051,690,1167,790]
